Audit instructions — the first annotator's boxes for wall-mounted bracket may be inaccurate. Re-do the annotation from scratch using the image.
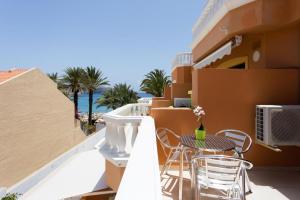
[255,140,282,152]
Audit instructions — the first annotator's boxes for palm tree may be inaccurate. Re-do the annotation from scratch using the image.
[97,83,138,110]
[61,67,84,119]
[140,69,171,97]
[47,72,59,83]
[47,72,69,97]
[82,66,109,125]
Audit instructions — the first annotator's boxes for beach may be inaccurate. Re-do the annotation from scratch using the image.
[78,92,152,114]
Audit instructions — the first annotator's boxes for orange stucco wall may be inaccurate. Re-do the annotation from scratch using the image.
[151,86,172,108]
[192,0,300,63]
[171,83,192,99]
[151,99,172,108]
[265,25,300,68]
[171,66,193,84]
[151,108,198,164]
[105,160,125,191]
[155,0,300,167]
[192,68,300,166]
[208,24,300,70]
[163,86,171,100]
[170,67,192,100]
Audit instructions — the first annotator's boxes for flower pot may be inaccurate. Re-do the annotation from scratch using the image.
[195,129,206,140]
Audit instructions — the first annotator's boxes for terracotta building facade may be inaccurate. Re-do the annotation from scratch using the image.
[152,0,300,166]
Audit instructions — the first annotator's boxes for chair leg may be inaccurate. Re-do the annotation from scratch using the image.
[183,150,192,177]
[195,183,200,200]
[245,170,252,193]
[241,167,246,200]
[160,161,169,177]
[160,150,173,177]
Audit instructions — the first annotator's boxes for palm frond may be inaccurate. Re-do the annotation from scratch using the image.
[96,83,138,110]
[140,69,171,97]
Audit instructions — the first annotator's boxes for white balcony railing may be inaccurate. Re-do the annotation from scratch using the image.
[115,117,162,200]
[137,97,152,104]
[191,0,255,48]
[101,103,151,166]
[103,101,162,200]
[172,52,193,70]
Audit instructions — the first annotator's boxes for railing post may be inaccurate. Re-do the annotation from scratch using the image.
[117,123,127,156]
[105,122,113,148]
[105,121,119,152]
[102,103,150,165]
[131,122,140,147]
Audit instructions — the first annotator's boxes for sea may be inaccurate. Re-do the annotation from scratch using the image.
[78,92,153,114]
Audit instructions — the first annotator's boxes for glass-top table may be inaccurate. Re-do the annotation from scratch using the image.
[178,134,236,200]
[181,134,236,152]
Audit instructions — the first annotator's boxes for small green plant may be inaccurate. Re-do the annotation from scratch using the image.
[83,123,96,135]
[1,193,20,200]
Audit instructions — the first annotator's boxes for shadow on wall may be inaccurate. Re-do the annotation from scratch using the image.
[192,68,300,166]
[151,108,198,164]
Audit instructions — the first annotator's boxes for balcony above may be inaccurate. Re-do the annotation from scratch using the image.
[172,52,193,71]
[191,0,254,49]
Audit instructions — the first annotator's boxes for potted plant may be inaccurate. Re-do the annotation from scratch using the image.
[193,106,206,140]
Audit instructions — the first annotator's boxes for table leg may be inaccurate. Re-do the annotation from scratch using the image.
[179,146,183,200]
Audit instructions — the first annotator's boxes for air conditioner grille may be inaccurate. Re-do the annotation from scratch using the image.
[271,109,300,143]
[256,107,264,141]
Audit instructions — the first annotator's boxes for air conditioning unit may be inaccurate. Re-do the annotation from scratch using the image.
[256,105,300,147]
[174,98,191,108]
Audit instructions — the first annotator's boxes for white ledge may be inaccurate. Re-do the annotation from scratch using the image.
[115,117,162,200]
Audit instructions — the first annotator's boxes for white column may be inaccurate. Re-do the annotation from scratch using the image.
[105,122,113,148]
[111,123,118,152]
[131,122,140,147]
[117,123,127,156]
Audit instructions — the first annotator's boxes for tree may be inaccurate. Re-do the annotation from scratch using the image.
[140,69,171,97]
[97,83,138,110]
[47,72,70,97]
[82,66,109,125]
[61,67,84,119]
[47,72,59,83]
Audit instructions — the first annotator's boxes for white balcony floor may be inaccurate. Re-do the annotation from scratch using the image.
[161,168,300,200]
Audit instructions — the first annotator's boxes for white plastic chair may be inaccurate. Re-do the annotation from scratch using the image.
[156,128,191,177]
[191,155,253,200]
[215,129,253,193]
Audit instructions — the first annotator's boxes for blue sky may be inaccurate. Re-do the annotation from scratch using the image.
[0,0,206,90]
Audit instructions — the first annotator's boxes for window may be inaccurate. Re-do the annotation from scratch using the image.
[217,56,248,69]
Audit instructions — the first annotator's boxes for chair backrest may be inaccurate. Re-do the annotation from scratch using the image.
[192,155,253,187]
[215,129,252,155]
[156,128,180,157]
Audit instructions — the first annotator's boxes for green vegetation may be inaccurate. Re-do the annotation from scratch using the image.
[82,123,96,135]
[61,67,85,119]
[47,72,69,97]
[1,193,20,200]
[140,69,171,97]
[97,83,138,110]
[47,72,59,83]
[81,66,109,125]
[48,67,109,131]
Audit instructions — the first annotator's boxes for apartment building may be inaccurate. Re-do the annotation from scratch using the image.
[152,0,300,166]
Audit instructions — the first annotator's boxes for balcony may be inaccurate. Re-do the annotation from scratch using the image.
[191,0,255,49]
[101,103,152,166]
[160,168,300,200]
[2,99,300,200]
[172,52,193,71]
